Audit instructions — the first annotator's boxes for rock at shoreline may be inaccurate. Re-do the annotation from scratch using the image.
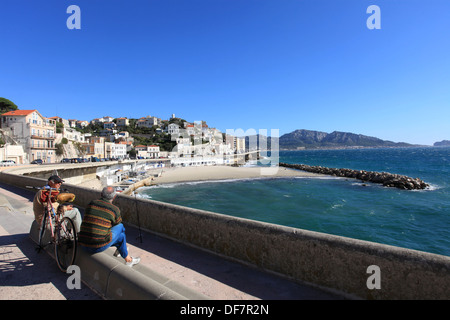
[279,163,429,190]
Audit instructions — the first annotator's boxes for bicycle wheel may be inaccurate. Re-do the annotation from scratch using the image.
[54,217,78,272]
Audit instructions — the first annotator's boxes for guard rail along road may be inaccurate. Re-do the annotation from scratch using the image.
[1,167,449,300]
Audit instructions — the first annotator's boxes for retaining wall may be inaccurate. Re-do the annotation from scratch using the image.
[1,171,449,299]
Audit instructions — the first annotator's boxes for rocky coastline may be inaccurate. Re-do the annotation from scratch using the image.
[279,162,429,190]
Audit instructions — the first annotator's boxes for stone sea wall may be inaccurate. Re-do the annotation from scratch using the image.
[279,162,429,190]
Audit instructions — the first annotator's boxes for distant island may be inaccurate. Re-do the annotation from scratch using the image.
[433,140,450,147]
[247,129,425,150]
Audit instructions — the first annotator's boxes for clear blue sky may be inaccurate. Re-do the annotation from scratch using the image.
[1,0,449,145]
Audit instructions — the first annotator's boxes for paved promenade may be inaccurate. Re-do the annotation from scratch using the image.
[0,182,344,300]
[0,183,100,299]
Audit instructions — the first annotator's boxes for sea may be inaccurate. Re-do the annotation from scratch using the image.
[136,147,450,257]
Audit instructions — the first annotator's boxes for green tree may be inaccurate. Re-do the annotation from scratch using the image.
[56,121,64,133]
[128,148,137,158]
[55,143,64,156]
[79,122,103,134]
[0,98,18,115]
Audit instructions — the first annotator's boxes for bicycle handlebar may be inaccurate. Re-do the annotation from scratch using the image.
[26,185,57,190]
[26,186,70,192]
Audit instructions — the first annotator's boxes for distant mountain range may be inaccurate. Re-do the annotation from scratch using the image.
[245,129,423,150]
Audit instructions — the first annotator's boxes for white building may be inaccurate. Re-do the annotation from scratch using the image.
[102,116,114,122]
[148,145,160,158]
[135,144,160,159]
[168,123,180,135]
[106,142,127,159]
[1,109,57,163]
[68,119,77,128]
[185,124,195,136]
[116,117,129,127]
[49,116,70,128]
[136,116,160,128]
[62,127,86,143]
[76,120,89,128]
[0,144,26,164]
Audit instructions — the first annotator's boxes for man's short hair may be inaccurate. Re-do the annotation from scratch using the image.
[101,186,117,200]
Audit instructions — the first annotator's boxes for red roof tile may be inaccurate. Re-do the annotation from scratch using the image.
[2,109,36,116]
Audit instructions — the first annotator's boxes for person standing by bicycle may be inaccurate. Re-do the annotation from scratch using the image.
[78,186,140,267]
[32,175,82,233]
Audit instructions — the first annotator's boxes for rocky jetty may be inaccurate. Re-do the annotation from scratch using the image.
[279,162,429,190]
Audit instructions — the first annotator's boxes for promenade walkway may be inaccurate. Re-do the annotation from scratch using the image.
[0,182,344,300]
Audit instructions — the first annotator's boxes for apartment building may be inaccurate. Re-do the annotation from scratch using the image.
[76,120,89,128]
[62,127,86,143]
[0,109,57,163]
[84,136,106,158]
[91,116,114,125]
[168,123,180,135]
[116,117,129,127]
[105,141,127,159]
[136,115,160,129]
[135,144,160,159]
[103,122,116,130]
[224,134,246,154]
[148,145,160,158]
[49,116,70,128]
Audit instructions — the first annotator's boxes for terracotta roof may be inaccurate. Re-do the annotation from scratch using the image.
[2,109,36,116]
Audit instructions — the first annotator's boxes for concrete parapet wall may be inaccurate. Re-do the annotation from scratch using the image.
[2,171,449,299]
[28,219,208,300]
[116,195,450,299]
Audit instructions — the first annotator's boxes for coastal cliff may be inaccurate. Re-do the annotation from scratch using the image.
[279,162,429,190]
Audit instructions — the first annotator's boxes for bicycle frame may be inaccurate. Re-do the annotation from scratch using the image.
[38,186,62,248]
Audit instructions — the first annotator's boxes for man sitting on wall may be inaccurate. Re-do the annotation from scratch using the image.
[78,186,140,267]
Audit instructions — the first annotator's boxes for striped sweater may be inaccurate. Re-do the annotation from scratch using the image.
[78,198,122,248]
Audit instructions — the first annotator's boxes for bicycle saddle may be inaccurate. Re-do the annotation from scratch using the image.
[56,193,76,203]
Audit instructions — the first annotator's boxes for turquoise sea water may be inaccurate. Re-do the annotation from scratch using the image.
[137,147,450,257]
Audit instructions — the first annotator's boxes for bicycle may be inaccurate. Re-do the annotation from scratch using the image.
[28,185,78,272]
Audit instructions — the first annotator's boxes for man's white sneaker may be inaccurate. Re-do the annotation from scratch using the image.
[125,256,140,267]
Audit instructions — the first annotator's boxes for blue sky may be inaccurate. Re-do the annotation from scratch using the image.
[1,0,449,145]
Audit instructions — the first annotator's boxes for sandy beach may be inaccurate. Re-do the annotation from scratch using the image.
[77,165,319,191]
[149,165,318,185]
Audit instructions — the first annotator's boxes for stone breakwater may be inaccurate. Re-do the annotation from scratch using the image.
[279,163,429,190]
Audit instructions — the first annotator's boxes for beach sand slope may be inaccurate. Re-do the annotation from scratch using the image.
[77,165,319,190]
